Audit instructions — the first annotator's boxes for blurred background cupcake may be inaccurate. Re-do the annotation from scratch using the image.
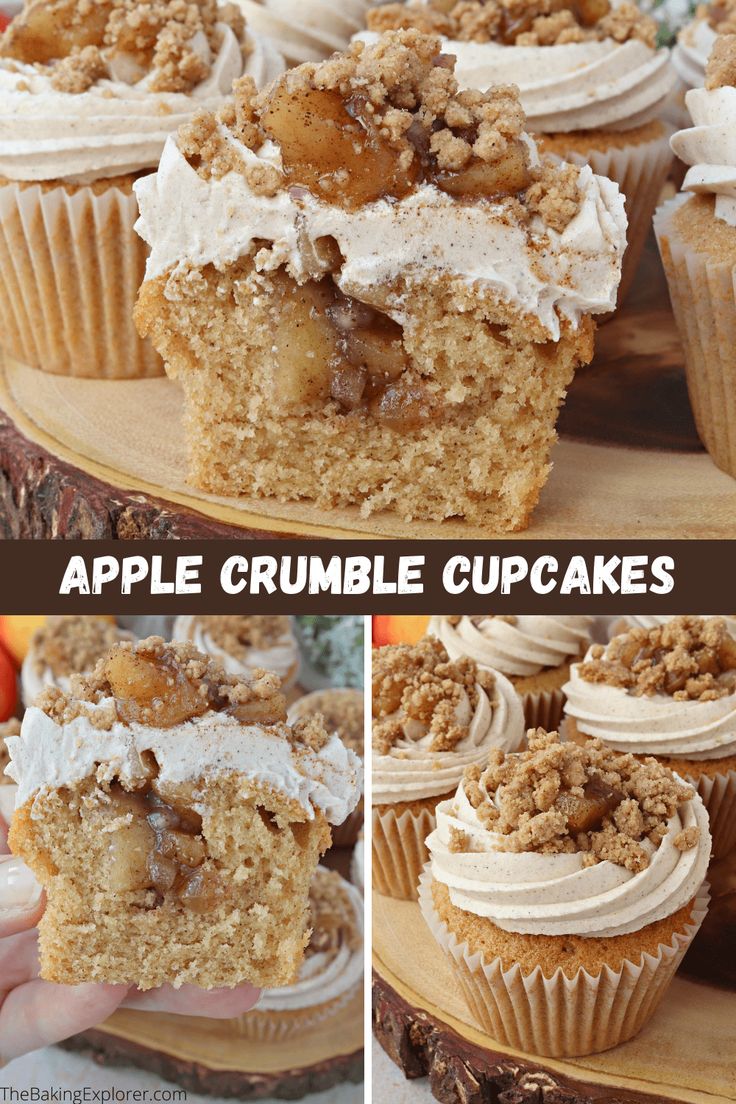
[234,0,381,63]
[564,616,736,856]
[669,0,722,122]
[173,614,300,688]
[655,35,736,480]
[428,615,593,730]
[289,687,364,847]
[21,614,133,705]
[0,0,284,378]
[362,0,677,305]
[608,613,736,636]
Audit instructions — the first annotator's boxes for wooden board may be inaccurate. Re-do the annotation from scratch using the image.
[1,236,735,539]
[372,892,736,1104]
[63,986,363,1100]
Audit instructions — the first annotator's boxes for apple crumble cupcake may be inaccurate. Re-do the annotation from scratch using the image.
[428,615,593,729]
[372,636,525,899]
[0,0,284,378]
[134,30,626,533]
[420,729,711,1057]
[6,636,362,989]
[564,617,736,857]
[655,36,736,480]
[288,688,364,846]
[21,615,133,706]
[237,865,363,1041]
[173,615,299,688]
[365,0,676,304]
[235,0,381,65]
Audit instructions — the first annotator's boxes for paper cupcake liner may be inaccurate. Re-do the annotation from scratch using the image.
[0,179,162,378]
[654,194,736,478]
[372,801,440,900]
[418,867,709,1058]
[521,687,565,732]
[331,802,364,849]
[233,982,360,1043]
[690,767,736,859]
[557,127,674,308]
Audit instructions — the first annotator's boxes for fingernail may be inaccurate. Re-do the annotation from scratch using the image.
[0,857,42,911]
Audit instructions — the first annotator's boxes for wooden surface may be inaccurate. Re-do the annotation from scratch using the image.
[372,892,736,1104]
[1,236,735,539]
[64,986,363,1100]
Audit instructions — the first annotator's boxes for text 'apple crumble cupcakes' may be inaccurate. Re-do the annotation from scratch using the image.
[0,0,284,379]
[563,617,736,858]
[420,729,711,1057]
[655,36,736,479]
[21,615,134,706]
[429,615,593,729]
[134,30,626,532]
[173,614,300,688]
[364,0,675,304]
[372,636,525,899]
[288,688,364,846]
[237,865,363,1041]
[235,0,382,65]
[6,636,362,990]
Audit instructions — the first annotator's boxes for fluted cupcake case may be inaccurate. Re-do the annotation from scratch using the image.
[372,801,440,900]
[690,768,736,859]
[418,868,710,1059]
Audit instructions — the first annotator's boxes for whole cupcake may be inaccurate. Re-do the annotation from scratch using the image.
[235,0,381,64]
[655,36,736,479]
[564,616,736,856]
[420,728,711,1057]
[237,866,363,1041]
[364,0,676,304]
[428,615,593,730]
[288,688,364,847]
[0,0,284,378]
[173,614,300,688]
[372,636,525,900]
[21,615,133,706]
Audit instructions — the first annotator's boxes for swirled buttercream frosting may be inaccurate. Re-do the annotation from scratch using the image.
[428,616,593,677]
[671,80,736,227]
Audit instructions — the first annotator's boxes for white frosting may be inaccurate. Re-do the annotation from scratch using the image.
[236,0,379,64]
[0,25,284,182]
[258,867,363,1011]
[135,133,627,341]
[357,31,675,133]
[671,85,736,227]
[428,616,593,678]
[672,17,716,90]
[173,615,300,688]
[373,672,525,804]
[7,704,362,825]
[563,644,736,759]
[427,779,711,936]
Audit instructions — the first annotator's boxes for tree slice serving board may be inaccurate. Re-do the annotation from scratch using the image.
[372,893,736,1104]
[63,986,363,1101]
[1,236,735,539]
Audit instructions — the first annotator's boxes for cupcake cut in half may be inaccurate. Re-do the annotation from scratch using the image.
[21,615,134,705]
[134,29,626,532]
[364,0,675,305]
[372,636,524,899]
[563,616,736,857]
[288,687,365,846]
[6,636,362,989]
[421,728,711,1057]
[0,0,284,378]
[173,614,300,688]
[428,615,593,729]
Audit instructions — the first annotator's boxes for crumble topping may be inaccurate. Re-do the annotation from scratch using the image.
[305,868,361,959]
[578,617,736,702]
[294,689,364,755]
[706,0,736,33]
[705,32,736,88]
[0,0,249,94]
[459,728,699,872]
[0,718,21,783]
[367,0,656,48]
[176,29,584,235]
[191,614,293,659]
[29,615,129,679]
[372,636,495,755]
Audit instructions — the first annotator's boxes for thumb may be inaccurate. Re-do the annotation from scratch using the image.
[0,856,43,937]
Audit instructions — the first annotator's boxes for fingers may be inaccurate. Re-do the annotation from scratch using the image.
[0,856,43,938]
[123,982,262,1019]
[0,929,39,988]
[0,980,127,1062]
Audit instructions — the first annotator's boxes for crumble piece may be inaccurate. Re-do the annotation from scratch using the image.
[464,728,697,872]
[525,161,582,233]
[49,44,107,91]
[705,33,736,88]
[578,616,736,701]
[372,636,490,754]
[449,825,470,852]
[291,714,330,753]
[291,689,364,755]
